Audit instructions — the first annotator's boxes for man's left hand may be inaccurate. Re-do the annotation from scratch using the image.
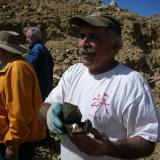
[70,127,115,156]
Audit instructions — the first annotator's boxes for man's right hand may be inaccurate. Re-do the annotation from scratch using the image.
[46,102,65,134]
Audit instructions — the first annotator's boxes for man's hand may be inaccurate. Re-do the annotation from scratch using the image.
[70,127,155,159]
[46,102,65,134]
[69,127,115,156]
[6,147,18,160]
[148,76,160,83]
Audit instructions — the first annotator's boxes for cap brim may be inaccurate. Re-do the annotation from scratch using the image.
[0,43,28,55]
[69,16,109,27]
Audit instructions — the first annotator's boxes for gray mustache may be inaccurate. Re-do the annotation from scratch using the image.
[79,48,95,55]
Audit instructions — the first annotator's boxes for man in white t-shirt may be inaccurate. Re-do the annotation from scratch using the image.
[39,11,160,160]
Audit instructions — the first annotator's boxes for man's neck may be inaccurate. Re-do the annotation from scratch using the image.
[89,60,119,75]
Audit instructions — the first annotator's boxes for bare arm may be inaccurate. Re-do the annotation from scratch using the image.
[111,136,155,158]
[39,103,51,127]
[70,128,155,159]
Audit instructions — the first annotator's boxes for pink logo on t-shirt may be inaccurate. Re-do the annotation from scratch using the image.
[90,93,109,116]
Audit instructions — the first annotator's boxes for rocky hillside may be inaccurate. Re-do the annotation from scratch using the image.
[0,0,160,159]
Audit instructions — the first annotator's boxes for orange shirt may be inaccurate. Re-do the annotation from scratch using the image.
[0,56,46,150]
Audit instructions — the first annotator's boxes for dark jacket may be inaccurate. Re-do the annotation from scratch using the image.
[27,41,53,100]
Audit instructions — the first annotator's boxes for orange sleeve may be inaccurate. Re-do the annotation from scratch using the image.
[4,62,36,150]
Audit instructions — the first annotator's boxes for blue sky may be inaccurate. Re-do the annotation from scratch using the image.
[101,0,160,16]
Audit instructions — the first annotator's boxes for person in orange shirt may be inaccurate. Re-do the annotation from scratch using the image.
[0,31,46,160]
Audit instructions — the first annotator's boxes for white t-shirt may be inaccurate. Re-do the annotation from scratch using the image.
[45,63,159,160]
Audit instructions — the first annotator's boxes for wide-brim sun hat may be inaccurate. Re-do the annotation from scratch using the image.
[0,31,28,54]
[69,11,121,37]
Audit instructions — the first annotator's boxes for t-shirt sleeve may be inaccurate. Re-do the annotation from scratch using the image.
[45,66,73,104]
[122,74,159,142]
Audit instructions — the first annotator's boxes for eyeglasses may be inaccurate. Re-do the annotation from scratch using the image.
[79,32,100,41]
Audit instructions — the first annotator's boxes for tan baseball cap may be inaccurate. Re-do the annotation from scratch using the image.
[69,11,121,36]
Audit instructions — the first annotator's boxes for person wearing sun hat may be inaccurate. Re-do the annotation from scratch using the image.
[40,11,159,160]
[0,31,46,160]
